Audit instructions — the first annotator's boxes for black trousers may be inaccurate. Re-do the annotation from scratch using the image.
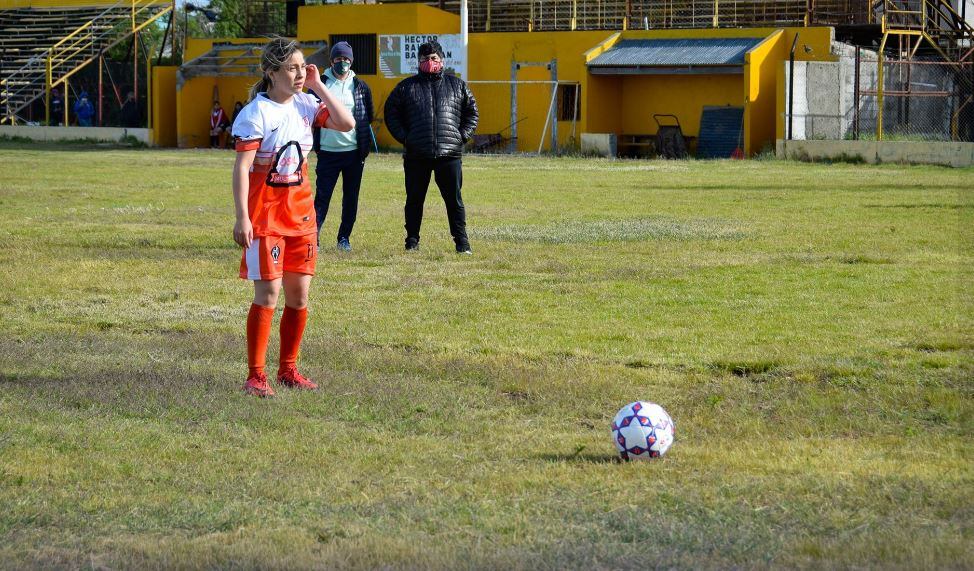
[404,156,468,249]
[314,150,365,242]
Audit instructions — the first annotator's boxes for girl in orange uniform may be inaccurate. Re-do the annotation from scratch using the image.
[232,38,355,397]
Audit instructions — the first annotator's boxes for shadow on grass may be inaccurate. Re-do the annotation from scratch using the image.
[535,451,622,465]
[0,366,233,420]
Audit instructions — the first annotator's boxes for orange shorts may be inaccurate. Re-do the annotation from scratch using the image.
[239,233,317,280]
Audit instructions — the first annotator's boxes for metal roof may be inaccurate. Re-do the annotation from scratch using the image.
[588,38,765,75]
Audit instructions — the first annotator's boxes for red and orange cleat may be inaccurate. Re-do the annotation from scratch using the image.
[243,371,275,398]
[277,365,318,390]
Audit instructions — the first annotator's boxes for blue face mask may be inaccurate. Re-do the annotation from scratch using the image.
[332,61,351,76]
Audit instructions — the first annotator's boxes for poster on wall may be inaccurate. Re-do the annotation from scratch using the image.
[379,34,467,79]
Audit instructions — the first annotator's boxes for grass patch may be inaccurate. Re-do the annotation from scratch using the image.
[471,216,745,243]
[0,149,971,569]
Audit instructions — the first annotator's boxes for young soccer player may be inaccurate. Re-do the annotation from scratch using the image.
[232,38,354,397]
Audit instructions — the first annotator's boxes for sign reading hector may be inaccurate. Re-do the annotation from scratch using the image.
[379,34,467,79]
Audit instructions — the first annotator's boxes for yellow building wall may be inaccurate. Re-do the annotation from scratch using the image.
[585,75,622,135]
[297,4,460,150]
[620,74,744,138]
[467,30,611,152]
[298,3,458,39]
[177,38,271,148]
[744,29,787,156]
[152,65,177,147]
[168,3,835,154]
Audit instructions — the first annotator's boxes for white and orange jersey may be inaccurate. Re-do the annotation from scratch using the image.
[233,91,330,237]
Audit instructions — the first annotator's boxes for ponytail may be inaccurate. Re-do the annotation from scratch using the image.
[248,75,270,102]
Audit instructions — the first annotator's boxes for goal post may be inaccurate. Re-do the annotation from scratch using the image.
[465,79,580,154]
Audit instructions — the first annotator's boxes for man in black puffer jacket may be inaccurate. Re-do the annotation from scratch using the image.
[384,40,479,254]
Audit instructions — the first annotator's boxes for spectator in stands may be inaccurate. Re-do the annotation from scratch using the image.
[310,41,375,252]
[50,88,64,126]
[210,100,230,148]
[120,90,140,128]
[73,91,95,127]
[384,40,479,254]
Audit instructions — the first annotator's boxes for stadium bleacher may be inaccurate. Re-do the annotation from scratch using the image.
[0,0,171,125]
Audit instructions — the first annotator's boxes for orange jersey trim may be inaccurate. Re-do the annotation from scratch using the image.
[236,139,262,152]
[313,104,330,128]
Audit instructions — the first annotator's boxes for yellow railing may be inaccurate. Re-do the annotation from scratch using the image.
[875,0,972,141]
[44,0,173,125]
[882,0,974,39]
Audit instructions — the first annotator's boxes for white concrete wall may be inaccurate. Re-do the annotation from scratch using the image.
[777,139,974,167]
[581,133,617,157]
[784,43,877,141]
[957,1,974,30]
[0,126,152,145]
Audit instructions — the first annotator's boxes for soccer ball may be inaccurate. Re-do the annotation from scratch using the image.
[611,401,675,460]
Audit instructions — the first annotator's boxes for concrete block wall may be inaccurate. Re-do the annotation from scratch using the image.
[581,133,617,157]
[776,139,974,167]
[785,42,962,141]
[784,43,877,141]
[0,125,152,144]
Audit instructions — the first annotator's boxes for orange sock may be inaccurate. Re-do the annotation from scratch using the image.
[247,303,275,376]
[279,305,308,372]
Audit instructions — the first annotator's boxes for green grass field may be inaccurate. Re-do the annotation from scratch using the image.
[0,143,971,569]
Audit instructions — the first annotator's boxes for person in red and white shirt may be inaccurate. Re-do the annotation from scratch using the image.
[231,37,354,397]
[210,101,229,148]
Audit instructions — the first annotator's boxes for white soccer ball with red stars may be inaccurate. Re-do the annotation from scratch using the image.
[611,401,675,460]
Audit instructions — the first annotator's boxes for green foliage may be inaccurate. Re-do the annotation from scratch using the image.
[208,0,247,38]
[0,150,971,568]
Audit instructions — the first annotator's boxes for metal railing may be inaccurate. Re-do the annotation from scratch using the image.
[0,0,172,125]
[415,0,882,32]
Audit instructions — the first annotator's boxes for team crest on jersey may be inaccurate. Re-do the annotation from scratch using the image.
[271,245,281,263]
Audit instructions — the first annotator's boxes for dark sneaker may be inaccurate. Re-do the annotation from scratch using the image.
[243,371,274,398]
[405,237,419,251]
[277,365,318,390]
[337,237,351,252]
[456,243,472,255]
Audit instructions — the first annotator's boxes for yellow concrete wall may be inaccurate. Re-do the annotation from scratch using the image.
[151,65,176,147]
[169,3,835,154]
[620,74,744,138]
[177,38,271,148]
[467,30,611,152]
[772,28,834,140]
[744,29,786,156]
[298,3,458,39]
[176,74,253,148]
[585,75,622,135]
[297,4,460,150]
[465,25,830,153]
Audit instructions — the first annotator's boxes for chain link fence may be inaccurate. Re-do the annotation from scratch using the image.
[856,52,974,141]
[785,46,973,142]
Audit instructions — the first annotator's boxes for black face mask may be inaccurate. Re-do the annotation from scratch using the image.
[332,61,351,76]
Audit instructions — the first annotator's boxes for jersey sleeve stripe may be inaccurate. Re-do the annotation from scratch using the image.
[313,104,330,128]
[236,139,262,152]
